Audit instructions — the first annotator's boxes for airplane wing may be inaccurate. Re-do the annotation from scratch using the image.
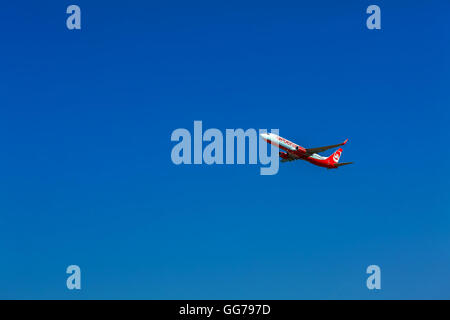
[305,139,348,155]
[280,151,302,162]
[281,157,301,163]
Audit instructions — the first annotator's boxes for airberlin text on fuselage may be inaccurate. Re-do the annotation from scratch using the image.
[278,136,296,148]
[170,121,279,175]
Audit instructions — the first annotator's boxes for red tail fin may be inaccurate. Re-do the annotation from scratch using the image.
[328,148,342,164]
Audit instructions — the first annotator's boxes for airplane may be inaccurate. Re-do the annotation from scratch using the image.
[260,133,353,169]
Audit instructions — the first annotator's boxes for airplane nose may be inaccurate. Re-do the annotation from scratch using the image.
[260,133,269,139]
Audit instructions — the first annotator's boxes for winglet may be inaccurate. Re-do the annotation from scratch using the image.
[343,139,348,145]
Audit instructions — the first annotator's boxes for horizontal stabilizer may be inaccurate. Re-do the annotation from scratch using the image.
[335,162,353,167]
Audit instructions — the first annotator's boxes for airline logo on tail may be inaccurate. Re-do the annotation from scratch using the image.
[332,149,342,163]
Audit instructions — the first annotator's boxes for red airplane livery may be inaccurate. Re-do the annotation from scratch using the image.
[260,133,353,169]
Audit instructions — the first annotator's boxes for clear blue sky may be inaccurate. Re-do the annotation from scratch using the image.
[1,0,449,299]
